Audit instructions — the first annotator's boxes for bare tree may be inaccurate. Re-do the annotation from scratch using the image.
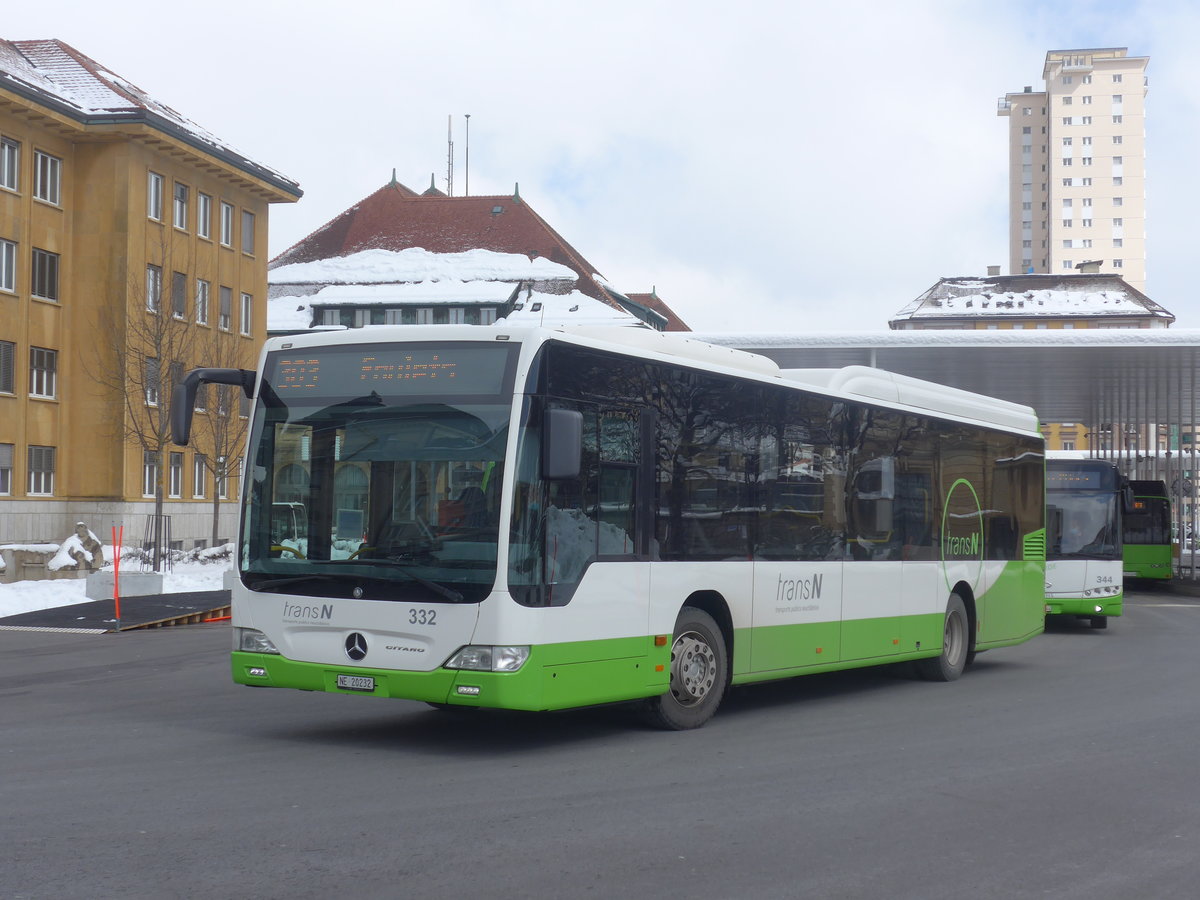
[87,229,205,569]
[187,322,255,547]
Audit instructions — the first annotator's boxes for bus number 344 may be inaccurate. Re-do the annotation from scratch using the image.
[409,608,438,626]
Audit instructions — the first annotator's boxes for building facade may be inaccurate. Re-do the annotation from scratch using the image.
[998,48,1148,290]
[0,39,299,546]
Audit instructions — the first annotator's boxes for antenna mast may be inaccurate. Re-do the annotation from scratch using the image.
[464,114,470,197]
[446,114,454,197]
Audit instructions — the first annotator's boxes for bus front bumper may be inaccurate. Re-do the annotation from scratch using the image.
[1044,594,1123,618]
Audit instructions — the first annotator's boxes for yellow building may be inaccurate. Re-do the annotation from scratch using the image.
[889,270,1175,452]
[0,39,300,547]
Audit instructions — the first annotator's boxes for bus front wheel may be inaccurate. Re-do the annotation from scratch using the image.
[916,593,969,682]
[641,606,728,730]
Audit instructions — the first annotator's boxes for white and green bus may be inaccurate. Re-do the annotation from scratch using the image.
[173,326,1046,729]
[1044,453,1128,628]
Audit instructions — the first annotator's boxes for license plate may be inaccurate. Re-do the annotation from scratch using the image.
[336,674,375,692]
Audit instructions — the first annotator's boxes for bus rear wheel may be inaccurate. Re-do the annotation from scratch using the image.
[641,606,728,730]
[916,593,969,682]
[1089,616,1109,630]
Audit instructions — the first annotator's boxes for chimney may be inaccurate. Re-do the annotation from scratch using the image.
[987,265,1001,277]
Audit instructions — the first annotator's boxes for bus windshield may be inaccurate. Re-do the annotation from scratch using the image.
[1048,491,1120,560]
[238,342,517,603]
[1125,495,1170,545]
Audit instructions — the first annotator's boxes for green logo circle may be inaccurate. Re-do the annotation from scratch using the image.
[942,478,984,592]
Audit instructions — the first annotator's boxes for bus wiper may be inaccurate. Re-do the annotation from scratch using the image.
[355,560,465,602]
[246,573,342,592]
[319,561,463,602]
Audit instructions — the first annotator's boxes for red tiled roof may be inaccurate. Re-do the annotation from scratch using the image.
[270,181,621,306]
[626,292,690,332]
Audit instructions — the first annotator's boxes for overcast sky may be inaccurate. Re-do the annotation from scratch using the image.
[8,0,1199,332]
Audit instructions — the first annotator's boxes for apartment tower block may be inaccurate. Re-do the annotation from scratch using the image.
[998,48,1148,291]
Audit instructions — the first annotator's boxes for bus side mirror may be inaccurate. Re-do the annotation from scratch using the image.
[171,367,257,446]
[543,408,583,480]
[1122,484,1136,514]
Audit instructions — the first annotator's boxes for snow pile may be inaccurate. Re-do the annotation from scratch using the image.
[46,525,101,571]
[270,248,577,285]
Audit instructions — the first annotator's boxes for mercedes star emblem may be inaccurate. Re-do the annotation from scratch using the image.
[345,632,368,661]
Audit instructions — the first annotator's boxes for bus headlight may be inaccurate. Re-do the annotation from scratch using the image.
[445,645,530,672]
[236,628,280,654]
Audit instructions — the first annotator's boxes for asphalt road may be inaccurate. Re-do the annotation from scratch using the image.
[3,588,1199,900]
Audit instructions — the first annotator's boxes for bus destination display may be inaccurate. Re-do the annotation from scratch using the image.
[1046,467,1113,491]
[268,344,514,397]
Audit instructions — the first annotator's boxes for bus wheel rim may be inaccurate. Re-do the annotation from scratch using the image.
[945,609,964,665]
[671,631,716,706]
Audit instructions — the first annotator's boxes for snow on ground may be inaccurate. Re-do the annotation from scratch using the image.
[0,546,231,618]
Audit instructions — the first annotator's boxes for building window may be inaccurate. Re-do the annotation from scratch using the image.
[1082,95,1092,105]
[0,442,11,495]
[1062,260,1073,270]
[173,183,189,230]
[172,271,187,319]
[0,137,18,191]
[1113,176,1123,186]
[1114,238,1123,248]
[1081,157,1093,166]
[1113,217,1123,227]
[1113,94,1123,104]
[1112,74,1123,83]
[1062,440,1076,451]
[1062,117,1073,125]
[1082,219,1092,227]
[217,456,228,499]
[144,356,160,406]
[241,210,255,254]
[28,445,55,495]
[169,451,183,498]
[219,286,232,330]
[1062,76,1072,84]
[1082,177,1092,186]
[1112,135,1124,145]
[34,151,61,204]
[143,451,158,497]
[193,454,207,498]
[0,238,14,292]
[1082,198,1092,207]
[31,248,59,301]
[0,339,13,393]
[1112,115,1123,124]
[1061,158,1072,166]
[1022,107,1032,116]
[146,264,162,312]
[148,171,164,220]
[240,293,253,335]
[1113,197,1123,207]
[1022,126,1031,134]
[1083,75,1092,84]
[220,202,234,247]
[30,346,56,398]
[1062,220,1072,228]
[1062,97,1072,106]
[197,192,212,240]
[1113,259,1124,268]
[1081,116,1092,125]
[196,279,210,325]
[1062,199,1073,209]
[1062,137,1072,146]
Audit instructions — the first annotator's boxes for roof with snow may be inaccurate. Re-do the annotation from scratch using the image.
[0,38,300,200]
[890,274,1173,327]
[268,178,689,332]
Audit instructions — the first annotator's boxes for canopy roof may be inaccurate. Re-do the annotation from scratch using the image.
[701,329,1200,426]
